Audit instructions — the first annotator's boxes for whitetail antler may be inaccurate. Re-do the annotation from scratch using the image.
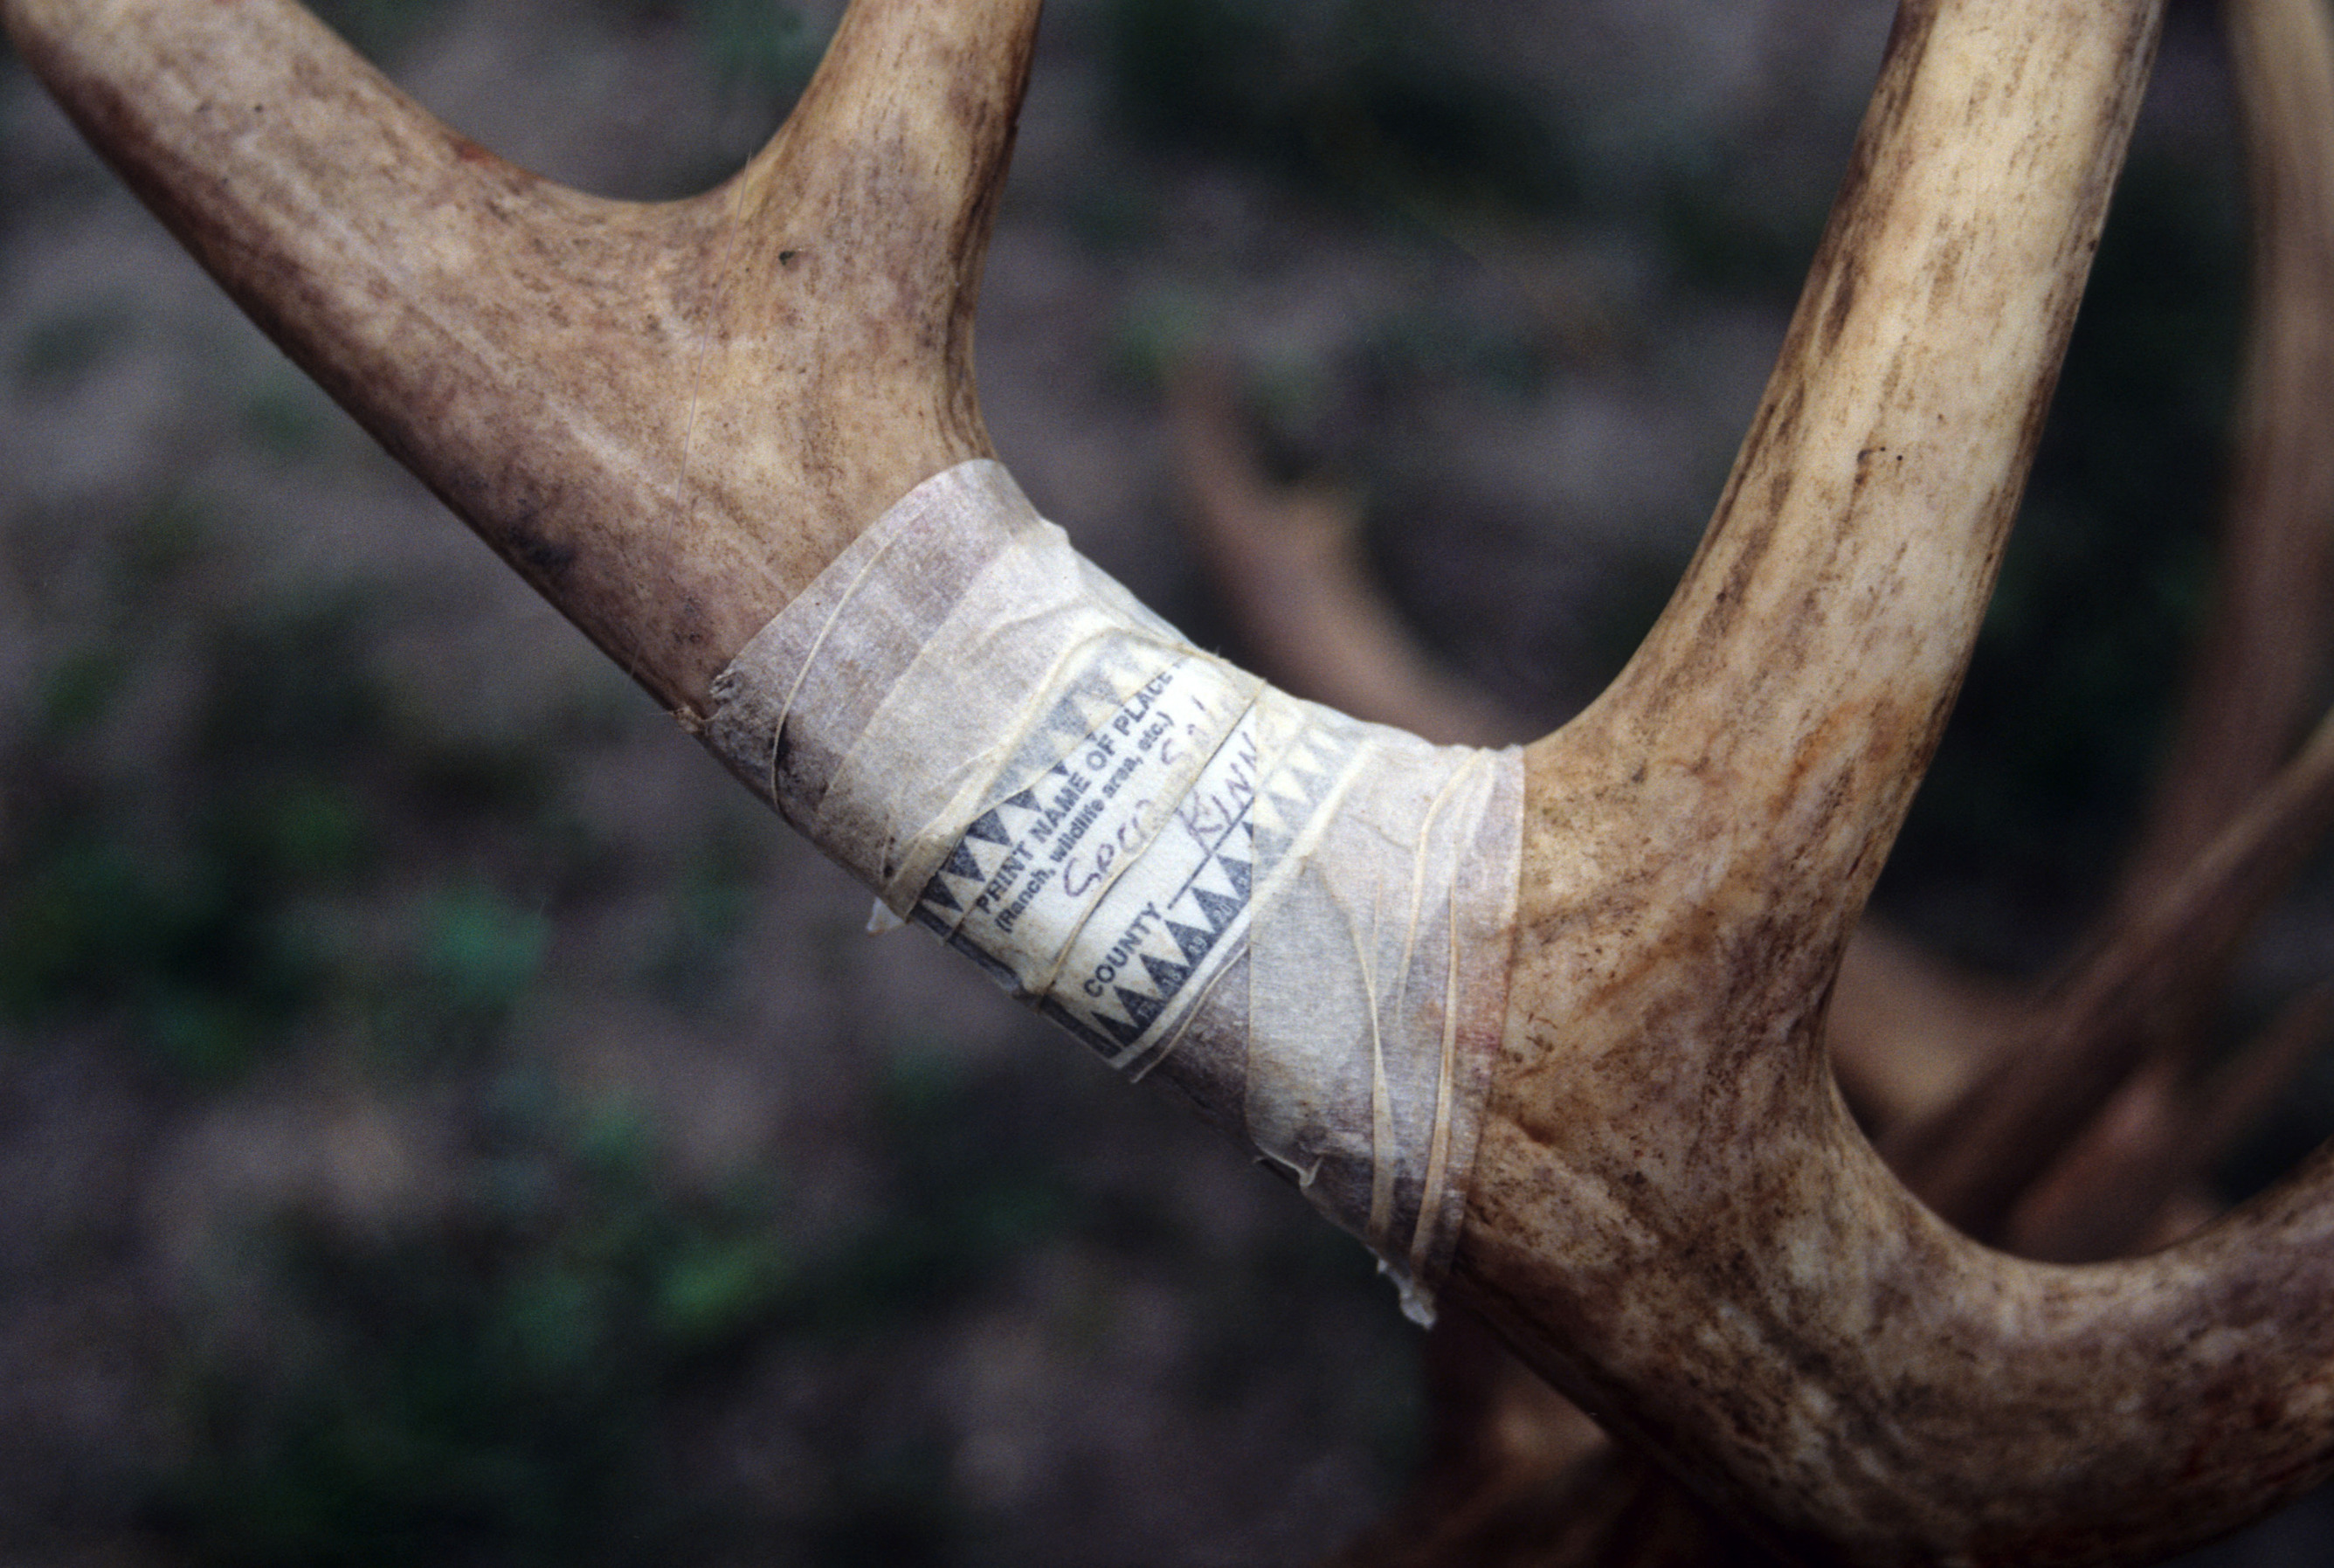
[13,0,2334,1560]
[5,0,1029,713]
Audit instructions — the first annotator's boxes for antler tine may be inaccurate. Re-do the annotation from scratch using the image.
[1467,1,2334,1560]
[0,0,1037,712]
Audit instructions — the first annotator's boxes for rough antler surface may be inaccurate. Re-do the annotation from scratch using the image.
[4,0,1030,710]
[10,0,2334,1562]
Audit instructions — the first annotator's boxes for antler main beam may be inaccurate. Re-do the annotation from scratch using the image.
[13,0,2334,1560]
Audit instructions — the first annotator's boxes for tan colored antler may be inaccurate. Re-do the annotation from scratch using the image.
[13,0,2334,1560]
[1459,8,2334,1559]
[5,0,1029,710]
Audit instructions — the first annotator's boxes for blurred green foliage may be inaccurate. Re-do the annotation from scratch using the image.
[299,0,822,107]
[1102,0,1576,224]
[0,560,594,1081]
[238,376,344,466]
[683,0,822,103]
[1357,300,1549,400]
[155,1090,791,1566]
[802,1046,1081,1330]
[1656,148,1843,299]
[639,825,761,1010]
[147,1045,1358,1565]
[10,297,135,391]
[304,0,459,60]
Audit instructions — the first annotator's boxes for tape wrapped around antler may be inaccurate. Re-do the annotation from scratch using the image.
[702,461,1523,1320]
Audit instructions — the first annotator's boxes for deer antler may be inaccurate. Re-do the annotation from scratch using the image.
[13,0,2334,1560]
[1458,9,2334,1560]
[5,0,1028,711]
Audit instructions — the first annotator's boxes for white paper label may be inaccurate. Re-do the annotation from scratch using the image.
[703,461,1521,1323]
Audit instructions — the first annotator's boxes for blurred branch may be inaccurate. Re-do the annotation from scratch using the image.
[1889,705,2334,1234]
[2006,984,2334,1261]
[2114,0,2334,918]
[1823,921,2013,1129]
[1169,364,1515,749]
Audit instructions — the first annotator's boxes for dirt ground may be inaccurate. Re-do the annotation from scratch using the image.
[3,0,2331,1563]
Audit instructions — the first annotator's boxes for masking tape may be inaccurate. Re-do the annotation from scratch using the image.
[703,460,1522,1322]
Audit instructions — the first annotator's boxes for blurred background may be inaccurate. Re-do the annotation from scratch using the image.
[1,0,2326,1562]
